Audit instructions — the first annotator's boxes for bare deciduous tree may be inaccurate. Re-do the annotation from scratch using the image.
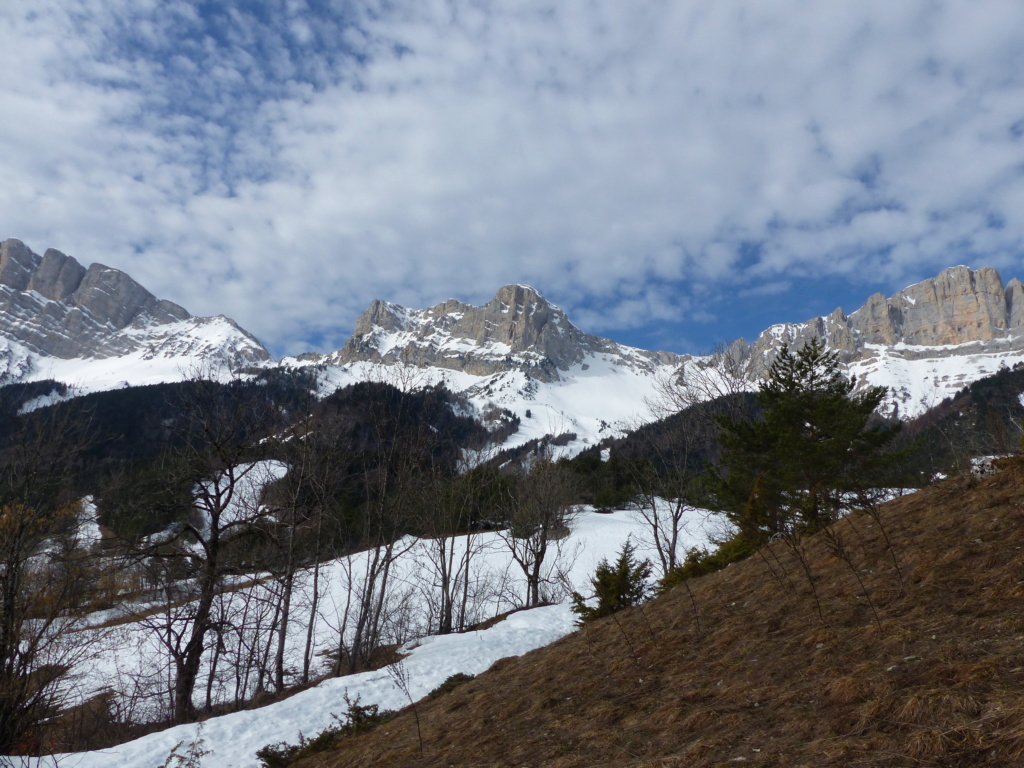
[499,453,580,608]
[0,401,103,754]
[132,377,284,723]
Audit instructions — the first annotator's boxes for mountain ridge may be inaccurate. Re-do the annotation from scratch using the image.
[727,264,1024,417]
[301,283,683,382]
[5,236,1024,442]
[0,239,271,386]
[739,264,1024,370]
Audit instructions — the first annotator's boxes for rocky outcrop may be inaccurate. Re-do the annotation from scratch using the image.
[0,239,270,366]
[889,265,1008,346]
[745,265,1024,376]
[29,248,87,302]
[324,284,682,382]
[1004,278,1024,331]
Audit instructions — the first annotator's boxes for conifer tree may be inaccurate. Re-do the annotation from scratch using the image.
[571,538,652,624]
[714,339,897,545]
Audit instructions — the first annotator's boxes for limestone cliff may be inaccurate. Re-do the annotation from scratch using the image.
[318,284,682,382]
[742,265,1024,376]
[0,239,271,367]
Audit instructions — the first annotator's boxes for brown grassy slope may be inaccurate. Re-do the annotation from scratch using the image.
[306,461,1024,768]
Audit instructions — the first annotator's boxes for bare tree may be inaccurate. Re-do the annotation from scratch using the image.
[132,377,284,723]
[628,469,703,577]
[324,383,442,674]
[647,341,750,420]
[415,461,503,635]
[0,502,103,754]
[624,341,752,577]
[498,453,580,608]
[0,400,103,754]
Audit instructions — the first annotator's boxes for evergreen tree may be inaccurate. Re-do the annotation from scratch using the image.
[571,538,652,624]
[714,339,898,545]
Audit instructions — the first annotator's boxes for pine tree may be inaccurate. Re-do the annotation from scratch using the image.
[714,339,898,544]
[571,538,652,624]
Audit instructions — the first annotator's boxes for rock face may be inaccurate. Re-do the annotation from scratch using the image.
[0,239,271,370]
[742,265,1024,375]
[321,284,682,382]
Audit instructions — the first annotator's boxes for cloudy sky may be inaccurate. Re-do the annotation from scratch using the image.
[2,1,1024,358]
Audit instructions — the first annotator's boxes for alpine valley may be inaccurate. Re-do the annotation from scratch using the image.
[9,236,1024,768]
[2,237,1024,451]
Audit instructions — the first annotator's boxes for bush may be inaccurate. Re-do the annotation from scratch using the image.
[572,538,652,624]
[255,695,394,768]
[657,534,755,593]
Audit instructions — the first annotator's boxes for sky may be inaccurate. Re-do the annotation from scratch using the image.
[2,1,1024,359]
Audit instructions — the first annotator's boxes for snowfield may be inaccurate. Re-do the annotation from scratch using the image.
[21,505,728,768]
[850,341,1024,419]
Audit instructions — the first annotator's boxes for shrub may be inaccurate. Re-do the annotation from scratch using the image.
[255,695,394,768]
[572,538,652,624]
[657,534,755,593]
[158,723,209,768]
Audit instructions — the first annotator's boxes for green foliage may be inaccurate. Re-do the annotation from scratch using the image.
[713,339,899,542]
[255,695,394,768]
[562,451,648,510]
[657,535,756,593]
[572,538,653,624]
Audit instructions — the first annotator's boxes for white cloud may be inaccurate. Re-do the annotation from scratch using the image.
[1,1,1024,356]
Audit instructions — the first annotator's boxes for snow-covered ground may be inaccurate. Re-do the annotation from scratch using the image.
[850,340,1024,419]
[23,504,726,768]
[33,605,581,768]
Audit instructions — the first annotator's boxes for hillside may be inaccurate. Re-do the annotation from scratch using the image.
[305,462,1024,767]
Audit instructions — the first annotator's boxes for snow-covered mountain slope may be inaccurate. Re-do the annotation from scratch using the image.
[5,237,1024,435]
[0,239,270,391]
[847,339,1024,419]
[286,285,692,453]
[292,351,682,456]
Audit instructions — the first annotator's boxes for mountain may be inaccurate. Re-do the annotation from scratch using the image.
[0,239,271,391]
[302,284,682,381]
[297,268,1024,448]
[289,285,688,452]
[735,265,1024,417]
[5,236,1024,445]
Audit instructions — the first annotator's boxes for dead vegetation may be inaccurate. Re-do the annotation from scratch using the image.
[298,458,1024,767]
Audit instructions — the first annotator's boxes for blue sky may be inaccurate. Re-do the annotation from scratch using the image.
[2,1,1024,358]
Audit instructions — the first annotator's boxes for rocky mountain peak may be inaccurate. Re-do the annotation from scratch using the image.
[0,239,192,335]
[0,239,270,370]
[324,284,680,381]
[742,264,1024,376]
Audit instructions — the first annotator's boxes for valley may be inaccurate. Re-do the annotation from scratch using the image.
[1,238,1024,767]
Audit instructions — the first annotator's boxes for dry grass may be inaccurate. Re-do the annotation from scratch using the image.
[299,459,1024,767]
